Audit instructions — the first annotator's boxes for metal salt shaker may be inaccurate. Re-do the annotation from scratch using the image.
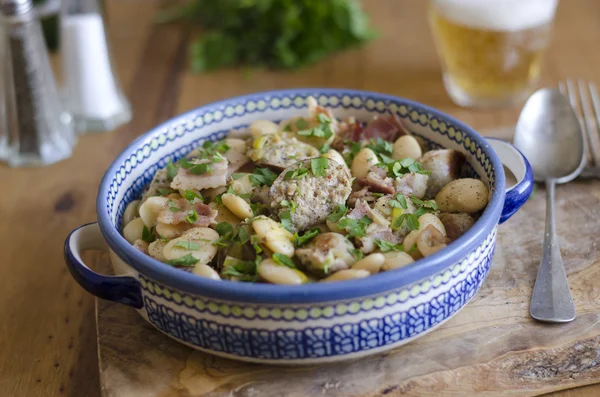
[1,0,75,167]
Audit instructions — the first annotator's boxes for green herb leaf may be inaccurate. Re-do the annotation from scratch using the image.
[366,138,393,156]
[212,151,227,163]
[388,158,429,178]
[174,241,201,250]
[157,188,174,196]
[166,160,178,181]
[280,199,297,213]
[296,118,309,129]
[165,254,198,267]
[311,157,329,177]
[142,225,155,243]
[375,240,404,252]
[186,209,199,224]
[337,216,373,238]
[327,204,348,223]
[167,200,181,212]
[272,253,296,268]
[216,222,233,237]
[279,210,294,232]
[350,248,364,260]
[188,163,212,175]
[396,194,408,209]
[231,173,245,180]
[237,227,250,245]
[250,167,278,187]
[293,228,320,246]
[319,143,331,154]
[316,113,332,124]
[183,189,203,203]
[284,167,309,180]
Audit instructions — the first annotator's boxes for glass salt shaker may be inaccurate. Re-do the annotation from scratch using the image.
[61,0,131,133]
[1,0,76,167]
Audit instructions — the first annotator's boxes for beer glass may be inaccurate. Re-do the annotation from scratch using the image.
[429,0,559,108]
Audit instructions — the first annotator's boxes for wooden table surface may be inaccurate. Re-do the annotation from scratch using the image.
[1,1,599,396]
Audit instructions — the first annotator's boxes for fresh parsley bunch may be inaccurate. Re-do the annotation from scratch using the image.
[158,0,377,72]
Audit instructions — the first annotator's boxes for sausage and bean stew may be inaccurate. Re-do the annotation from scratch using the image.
[121,97,490,284]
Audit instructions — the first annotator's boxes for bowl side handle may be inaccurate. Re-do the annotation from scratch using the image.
[486,138,534,223]
[64,222,143,309]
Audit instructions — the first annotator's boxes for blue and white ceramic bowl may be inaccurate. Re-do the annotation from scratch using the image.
[65,89,533,364]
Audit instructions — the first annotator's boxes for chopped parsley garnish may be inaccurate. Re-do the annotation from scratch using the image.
[250,167,278,187]
[319,143,331,154]
[388,194,408,209]
[167,200,181,212]
[272,253,296,268]
[231,172,245,180]
[284,167,309,180]
[216,222,233,236]
[371,193,384,198]
[165,254,198,267]
[166,160,178,180]
[316,113,332,124]
[375,240,404,252]
[283,123,292,132]
[311,157,329,177]
[327,204,348,223]
[213,222,251,247]
[293,228,320,246]
[212,151,226,162]
[297,112,334,140]
[197,140,230,159]
[179,158,213,175]
[388,158,429,178]
[183,189,203,203]
[393,213,419,231]
[350,248,364,260]
[411,196,439,217]
[174,241,201,250]
[296,118,309,129]
[337,216,373,238]
[186,209,199,224]
[279,210,294,232]
[281,199,297,213]
[343,140,363,166]
[141,225,155,243]
[366,138,393,157]
[222,258,257,282]
[157,187,174,196]
[237,227,250,244]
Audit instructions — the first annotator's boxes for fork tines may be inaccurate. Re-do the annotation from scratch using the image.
[559,80,600,171]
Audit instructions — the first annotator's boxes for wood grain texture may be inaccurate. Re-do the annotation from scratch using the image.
[2,0,600,396]
[96,181,600,397]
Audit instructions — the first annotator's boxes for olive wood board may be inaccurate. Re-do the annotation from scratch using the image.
[96,182,600,397]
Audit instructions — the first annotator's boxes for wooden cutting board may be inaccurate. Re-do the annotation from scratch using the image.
[96,182,600,397]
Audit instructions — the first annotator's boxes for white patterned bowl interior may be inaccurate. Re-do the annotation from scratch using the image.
[64,89,532,364]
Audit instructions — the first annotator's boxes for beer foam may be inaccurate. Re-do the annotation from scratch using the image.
[434,0,559,31]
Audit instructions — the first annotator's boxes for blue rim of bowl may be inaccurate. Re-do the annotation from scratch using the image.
[97,88,505,304]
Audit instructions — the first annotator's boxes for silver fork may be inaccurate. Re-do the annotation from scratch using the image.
[559,80,600,178]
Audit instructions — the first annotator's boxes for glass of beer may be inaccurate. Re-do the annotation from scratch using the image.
[429,0,559,108]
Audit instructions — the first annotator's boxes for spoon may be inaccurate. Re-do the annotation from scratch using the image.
[513,88,586,323]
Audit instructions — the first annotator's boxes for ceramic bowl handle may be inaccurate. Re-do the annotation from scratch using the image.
[487,138,535,224]
[64,222,143,308]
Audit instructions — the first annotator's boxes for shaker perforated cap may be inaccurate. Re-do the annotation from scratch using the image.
[0,0,33,16]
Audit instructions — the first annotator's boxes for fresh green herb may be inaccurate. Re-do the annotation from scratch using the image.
[165,254,198,267]
[237,227,250,244]
[196,140,230,159]
[221,257,258,281]
[249,168,278,187]
[174,241,201,250]
[337,216,373,238]
[216,222,233,236]
[231,172,246,180]
[279,210,294,232]
[316,113,331,124]
[375,240,404,252]
[166,160,178,180]
[350,248,364,260]
[167,200,181,212]
[296,118,309,129]
[371,193,384,198]
[183,189,203,203]
[311,157,329,177]
[379,153,395,164]
[327,204,348,223]
[212,151,226,162]
[319,143,331,154]
[189,163,212,175]
[293,228,320,246]
[366,138,393,157]
[283,123,292,132]
[393,213,419,231]
[186,209,199,224]
[142,225,155,243]
[157,188,174,196]
[406,243,418,253]
[388,158,429,178]
[159,0,377,73]
[284,167,309,180]
[272,253,296,268]
[281,199,297,213]
[410,196,439,217]
[389,194,408,209]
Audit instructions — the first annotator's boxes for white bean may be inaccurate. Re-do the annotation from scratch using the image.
[417,213,446,236]
[257,258,307,285]
[193,263,221,280]
[132,239,149,254]
[163,227,219,265]
[381,251,414,271]
[322,269,370,282]
[351,253,385,274]
[148,240,168,261]
[221,193,254,220]
[401,230,422,260]
[351,148,378,179]
[155,222,192,239]
[249,120,279,138]
[123,217,145,244]
[210,203,241,226]
[392,135,422,160]
[122,200,140,228]
[252,216,295,256]
[138,196,169,227]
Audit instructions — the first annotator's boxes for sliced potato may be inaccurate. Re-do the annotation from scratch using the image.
[123,217,145,244]
[435,178,489,213]
[163,227,219,266]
